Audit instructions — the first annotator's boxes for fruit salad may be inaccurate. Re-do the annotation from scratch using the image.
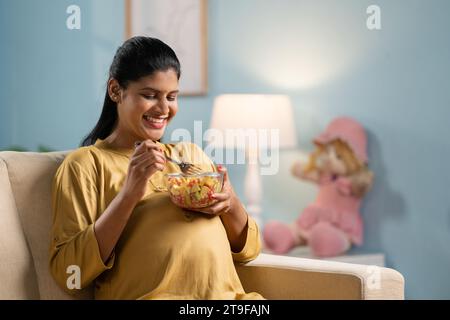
[165,172,224,209]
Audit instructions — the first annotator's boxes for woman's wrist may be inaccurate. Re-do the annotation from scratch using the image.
[221,196,249,253]
[222,187,239,216]
[222,192,248,231]
[115,189,139,216]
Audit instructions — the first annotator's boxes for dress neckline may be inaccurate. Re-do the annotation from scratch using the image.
[94,139,167,157]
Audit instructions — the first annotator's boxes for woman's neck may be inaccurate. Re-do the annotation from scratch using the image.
[104,129,137,150]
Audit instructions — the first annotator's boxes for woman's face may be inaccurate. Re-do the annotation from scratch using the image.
[112,69,179,144]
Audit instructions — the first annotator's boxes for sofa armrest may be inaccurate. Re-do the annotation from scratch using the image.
[236,253,404,300]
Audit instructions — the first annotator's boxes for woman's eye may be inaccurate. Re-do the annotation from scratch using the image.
[142,94,156,100]
[167,96,177,101]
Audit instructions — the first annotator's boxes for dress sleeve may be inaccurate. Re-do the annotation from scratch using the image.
[49,156,114,293]
[231,215,262,263]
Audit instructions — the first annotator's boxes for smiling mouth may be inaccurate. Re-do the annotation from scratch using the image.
[142,114,168,129]
[143,114,169,122]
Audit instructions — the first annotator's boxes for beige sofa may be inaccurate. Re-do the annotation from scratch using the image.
[0,151,405,300]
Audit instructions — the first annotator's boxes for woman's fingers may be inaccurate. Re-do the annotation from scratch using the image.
[183,165,235,216]
[196,197,231,216]
[133,139,163,156]
[131,150,165,168]
[208,201,231,215]
[216,165,228,182]
[135,161,165,178]
[130,150,166,179]
[136,154,165,171]
[211,192,230,201]
[146,162,165,173]
[216,165,234,191]
[130,149,154,165]
[151,151,166,165]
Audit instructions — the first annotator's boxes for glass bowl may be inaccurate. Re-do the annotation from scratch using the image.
[164,172,224,209]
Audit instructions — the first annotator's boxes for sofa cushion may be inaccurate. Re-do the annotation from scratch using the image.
[0,151,93,300]
[0,158,40,299]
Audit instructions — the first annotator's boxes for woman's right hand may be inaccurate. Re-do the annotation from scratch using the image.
[119,140,166,205]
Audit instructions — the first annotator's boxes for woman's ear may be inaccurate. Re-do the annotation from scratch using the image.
[108,78,122,103]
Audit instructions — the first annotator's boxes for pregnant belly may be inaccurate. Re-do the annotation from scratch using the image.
[95,192,234,299]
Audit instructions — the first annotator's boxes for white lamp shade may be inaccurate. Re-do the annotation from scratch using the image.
[207,94,297,149]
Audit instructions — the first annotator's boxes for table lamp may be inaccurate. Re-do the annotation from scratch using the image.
[207,94,297,226]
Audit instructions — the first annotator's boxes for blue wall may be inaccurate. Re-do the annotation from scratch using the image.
[0,0,13,146]
[1,0,450,298]
[0,0,124,150]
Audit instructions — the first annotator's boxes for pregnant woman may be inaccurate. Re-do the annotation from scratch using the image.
[49,36,263,300]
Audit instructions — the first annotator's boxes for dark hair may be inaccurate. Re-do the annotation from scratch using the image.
[81,36,181,146]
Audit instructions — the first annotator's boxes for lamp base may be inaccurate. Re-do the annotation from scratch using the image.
[244,150,263,228]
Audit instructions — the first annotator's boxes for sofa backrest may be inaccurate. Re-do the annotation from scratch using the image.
[0,151,93,300]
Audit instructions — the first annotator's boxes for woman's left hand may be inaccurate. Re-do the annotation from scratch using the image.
[189,165,249,252]
[189,165,237,216]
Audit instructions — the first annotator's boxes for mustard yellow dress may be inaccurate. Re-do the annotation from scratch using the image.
[49,139,264,300]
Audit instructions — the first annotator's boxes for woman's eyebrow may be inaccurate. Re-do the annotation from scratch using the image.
[140,87,179,94]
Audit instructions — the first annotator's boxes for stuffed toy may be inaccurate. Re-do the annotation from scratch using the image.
[263,117,374,257]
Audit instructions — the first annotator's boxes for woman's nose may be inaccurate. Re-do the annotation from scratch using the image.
[157,98,170,114]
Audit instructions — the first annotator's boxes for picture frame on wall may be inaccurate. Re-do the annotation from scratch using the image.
[125,0,208,96]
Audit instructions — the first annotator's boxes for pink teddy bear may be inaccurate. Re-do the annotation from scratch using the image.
[263,117,374,257]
